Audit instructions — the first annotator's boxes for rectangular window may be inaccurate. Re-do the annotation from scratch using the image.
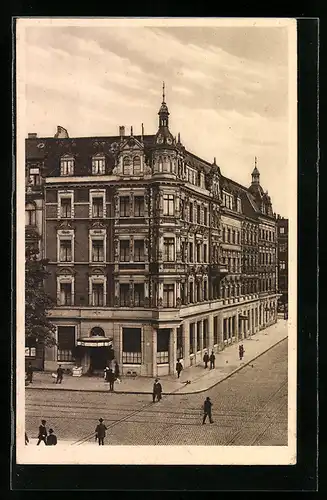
[60,198,72,218]
[227,228,231,242]
[60,283,72,306]
[204,281,208,301]
[181,242,186,262]
[134,240,144,262]
[163,238,175,262]
[189,323,194,354]
[163,194,174,216]
[189,242,193,262]
[120,284,130,306]
[59,240,72,262]
[120,196,130,217]
[203,207,208,226]
[213,316,218,345]
[203,319,208,348]
[92,240,104,262]
[134,196,144,217]
[279,262,286,270]
[92,197,104,218]
[134,284,145,307]
[222,228,226,242]
[181,200,185,219]
[196,322,201,351]
[163,284,174,307]
[92,158,105,175]
[157,329,169,364]
[180,282,186,304]
[189,281,194,303]
[197,243,201,262]
[28,167,40,185]
[203,243,207,263]
[189,202,193,222]
[57,326,75,362]
[197,205,201,224]
[92,283,104,306]
[280,227,285,234]
[122,328,141,364]
[120,240,130,262]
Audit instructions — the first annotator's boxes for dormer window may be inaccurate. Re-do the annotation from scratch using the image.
[123,156,131,175]
[28,167,40,185]
[133,156,141,175]
[236,197,242,213]
[92,155,105,175]
[60,155,74,176]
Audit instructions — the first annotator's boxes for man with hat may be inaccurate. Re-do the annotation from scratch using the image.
[152,378,162,403]
[37,419,48,445]
[95,418,107,446]
[202,396,214,424]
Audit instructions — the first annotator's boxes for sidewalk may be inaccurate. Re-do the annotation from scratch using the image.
[26,320,288,395]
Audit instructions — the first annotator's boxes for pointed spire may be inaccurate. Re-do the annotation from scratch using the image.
[255,155,257,168]
[214,157,216,165]
[177,132,181,143]
[130,126,133,136]
[162,81,165,103]
[141,123,144,140]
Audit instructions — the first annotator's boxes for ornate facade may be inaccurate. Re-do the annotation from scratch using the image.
[25,90,279,376]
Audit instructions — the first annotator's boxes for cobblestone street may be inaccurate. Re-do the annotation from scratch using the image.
[25,338,288,446]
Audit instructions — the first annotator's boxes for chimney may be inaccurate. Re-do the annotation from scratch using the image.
[28,133,37,139]
[119,126,125,140]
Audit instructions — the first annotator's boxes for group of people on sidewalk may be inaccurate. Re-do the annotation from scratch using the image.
[25,419,58,446]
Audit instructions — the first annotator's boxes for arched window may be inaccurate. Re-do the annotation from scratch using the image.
[25,203,36,226]
[133,156,141,175]
[90,327,105,337]
[158,156,163,172]
[60,155,74,176]
[123,156,131,174]
[92,155,105,175]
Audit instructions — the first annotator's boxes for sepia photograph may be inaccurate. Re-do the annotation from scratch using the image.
[15,17,297,466]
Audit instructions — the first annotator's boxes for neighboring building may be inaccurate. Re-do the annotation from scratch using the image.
[276,216,288,313]
[25,89,278,376]
[25,132,46,370]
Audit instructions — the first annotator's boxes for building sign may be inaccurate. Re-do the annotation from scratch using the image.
[76,338,112,348]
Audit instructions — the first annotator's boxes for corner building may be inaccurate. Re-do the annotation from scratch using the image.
[25,92,278,376]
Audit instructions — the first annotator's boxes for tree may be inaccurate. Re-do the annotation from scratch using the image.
[25,246,56,347]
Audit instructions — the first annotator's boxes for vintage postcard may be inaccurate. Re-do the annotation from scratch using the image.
[15,17,297,465]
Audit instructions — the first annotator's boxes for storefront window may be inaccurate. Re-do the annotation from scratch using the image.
[157,329,169,364]
[122,328,141,364]
[57,326,75,362]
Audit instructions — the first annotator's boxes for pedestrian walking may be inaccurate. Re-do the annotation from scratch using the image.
[202,397,214,424]
[108,368,115,392]
[46,428,57,446]
[209,351,216,370]
[25,432,29,445]
[37,419,47,445]
[26,362,33,383]
[95,418,107,445]
[239,344,245,361]
[152,378,162,402]
[176,359,183,378]
[114,360,120,382]
[203,352,209,369]
[56,364,64,384]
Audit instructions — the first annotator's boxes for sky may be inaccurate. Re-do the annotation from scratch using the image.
[21,21,294,217]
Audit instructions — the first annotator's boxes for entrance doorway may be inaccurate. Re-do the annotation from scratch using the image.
[89,348,108,374]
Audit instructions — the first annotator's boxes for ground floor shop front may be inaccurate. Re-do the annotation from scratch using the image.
[41,295,278,377]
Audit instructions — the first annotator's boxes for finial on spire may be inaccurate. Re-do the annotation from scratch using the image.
[255,156,257,168]
[162,81,165,103]
[131,126,133,136]
[178,132,181,143]
[214,157,216,164]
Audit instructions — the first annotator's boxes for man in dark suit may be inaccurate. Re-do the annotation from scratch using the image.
[37,419,47,445]
[95,418,107,445]
[202,397,214,424]
[152,378,162,402]
[26,362,33,383]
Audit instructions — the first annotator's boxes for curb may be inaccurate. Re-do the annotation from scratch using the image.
[26,336,287,396]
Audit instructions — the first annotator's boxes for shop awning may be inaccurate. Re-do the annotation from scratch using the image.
[76,337,113,348]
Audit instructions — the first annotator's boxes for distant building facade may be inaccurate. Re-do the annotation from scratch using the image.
[25,91,279,376]
[276,216,288,312]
